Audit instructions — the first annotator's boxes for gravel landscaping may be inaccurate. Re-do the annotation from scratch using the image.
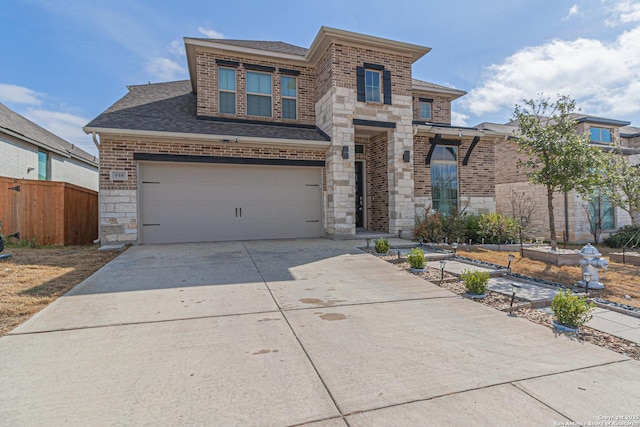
[380,255,640,361]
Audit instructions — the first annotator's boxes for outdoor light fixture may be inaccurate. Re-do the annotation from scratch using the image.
[583,272,592,293]
[366,238,371,250]
[507,254,515,272]
[342,145,349,159]
[451,242,458,254]
[440,260,447,281]
[510,283,521,307]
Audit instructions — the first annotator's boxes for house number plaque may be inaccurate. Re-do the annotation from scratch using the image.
[110,170,128,181]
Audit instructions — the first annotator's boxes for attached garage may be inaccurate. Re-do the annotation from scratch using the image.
[138,160,323,244]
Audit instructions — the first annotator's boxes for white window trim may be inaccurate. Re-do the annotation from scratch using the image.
[218,67,236,115]
[281,75,297,120]
[246,71,273,118]
[364,69,382,103]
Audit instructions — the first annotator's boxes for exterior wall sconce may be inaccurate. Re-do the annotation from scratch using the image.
[403,150,410,162]
[342,146,349,159]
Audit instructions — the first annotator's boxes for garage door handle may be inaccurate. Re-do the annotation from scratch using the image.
[235,208,238,217]
[239,207,242,217]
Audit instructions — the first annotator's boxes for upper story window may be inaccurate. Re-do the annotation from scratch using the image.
[218,68,236,114]
[365,69,381,103]
[281,76,297,119]
[419,101,432,120]
[38,150,50,181]
[246,71,272,117]
[356,64,391,105]
[590,127,612,143]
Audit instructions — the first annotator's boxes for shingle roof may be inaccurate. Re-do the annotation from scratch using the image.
[621,125,640,137]
[0,102,97,165]
[85,80,330,142]
[474,122,517,135]
[191,39,308,56]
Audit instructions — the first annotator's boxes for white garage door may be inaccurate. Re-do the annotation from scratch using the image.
[139,162,323,244]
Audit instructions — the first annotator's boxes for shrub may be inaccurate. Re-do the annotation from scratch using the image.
[551,289,595,329]
[461,269,489,295]
[414,208,445,243]
[464,213,480,243]
[442,207,467,243]
[407,248,426,269]
[477,213,519,244]
[603,225,640,248]
[374,237,390,254]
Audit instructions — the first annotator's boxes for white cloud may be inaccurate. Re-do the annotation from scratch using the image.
[198,26,225,39]
[451,111,470,127]
[606,0,640,25]
[0,84,42,106]
[146,57,187,80]
[563,4,579,20]
[23,108,97,156]
[462,25,640,121]
[168,40,185,57]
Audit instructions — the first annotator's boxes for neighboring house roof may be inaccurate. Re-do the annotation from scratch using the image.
[0,102,97,166]
[84,80,330,143]
[572,114,630,127]
[621,125,640,138]
[190,39,308,57]
[474,122,517,135]
[412,78,466,100]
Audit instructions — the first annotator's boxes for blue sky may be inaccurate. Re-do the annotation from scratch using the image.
[1,0,639,156]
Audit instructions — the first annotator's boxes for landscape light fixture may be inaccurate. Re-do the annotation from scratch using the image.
[583,272,592,294]
[366,238,371,250]
[507,254,515,272]
[440,260,447,281]
[510,283,521,307]
[451,242,458,255]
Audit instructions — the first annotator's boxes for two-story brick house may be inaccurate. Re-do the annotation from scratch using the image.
[85,27,501,245]
[481,115,640,243]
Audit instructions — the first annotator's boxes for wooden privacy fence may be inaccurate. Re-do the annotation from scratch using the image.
[0,176,98,246]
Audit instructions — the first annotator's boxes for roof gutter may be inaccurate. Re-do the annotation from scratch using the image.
[83,127,332,150]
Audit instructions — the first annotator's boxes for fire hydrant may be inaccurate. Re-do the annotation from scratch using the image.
[576,243,608,290]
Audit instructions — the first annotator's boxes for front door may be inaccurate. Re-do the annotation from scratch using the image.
[355,161,364,228]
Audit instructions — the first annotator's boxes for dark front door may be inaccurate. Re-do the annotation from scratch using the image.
[355,161,364,228]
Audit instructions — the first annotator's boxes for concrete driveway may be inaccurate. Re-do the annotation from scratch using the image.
[1,239,639,426]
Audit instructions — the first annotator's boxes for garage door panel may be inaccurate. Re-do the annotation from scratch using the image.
[139,162,322,244]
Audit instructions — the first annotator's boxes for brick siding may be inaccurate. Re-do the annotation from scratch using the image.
[99,136,326,191]
[195,51,316,125]
[412,93,452,124]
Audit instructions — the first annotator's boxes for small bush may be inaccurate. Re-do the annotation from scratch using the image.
[477,213,519,244]
[407,248,426,269]
[414,208,445,243]
[603,225,640,248]
[442,208,467,243]
[551,289,595,329]
[374,237,390,254]
[464,213,480,243]
[461,269,489,295]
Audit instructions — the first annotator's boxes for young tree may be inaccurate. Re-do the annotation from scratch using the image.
[513,95,605,250]
[601,146,640,225]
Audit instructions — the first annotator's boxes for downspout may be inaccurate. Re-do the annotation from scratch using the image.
[91,132,101,245]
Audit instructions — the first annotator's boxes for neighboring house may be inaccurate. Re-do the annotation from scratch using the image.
[85,26,502,245]
[0,102,98,191]
[480,115,640,243]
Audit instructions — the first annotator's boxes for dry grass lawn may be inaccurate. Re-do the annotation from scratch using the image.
[0,245,121,336]
[457,247,640,308]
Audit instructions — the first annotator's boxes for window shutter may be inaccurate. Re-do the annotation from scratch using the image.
[356,66,365,102]
[383,70,392,105]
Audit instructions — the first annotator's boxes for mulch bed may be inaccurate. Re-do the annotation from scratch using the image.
[381,255,640,361]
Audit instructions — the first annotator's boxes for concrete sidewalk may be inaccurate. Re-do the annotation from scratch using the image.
[1,239,639,425]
